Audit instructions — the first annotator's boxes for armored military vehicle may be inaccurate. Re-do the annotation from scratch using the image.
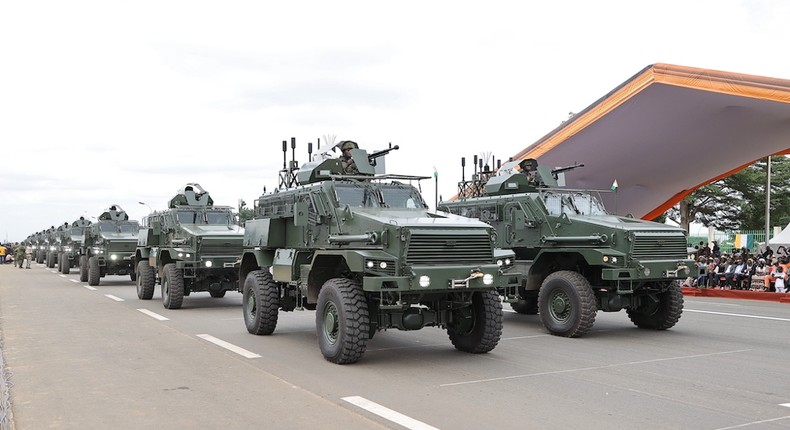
[58,217,92,275]
[33,230,48,264]
[239,138,507,364]
[44,225,61,268]
[438,157,695,338]
[80,205,140,285]
[135,183,244,309]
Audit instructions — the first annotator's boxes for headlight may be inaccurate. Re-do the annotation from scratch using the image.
[419,275,431,287]
[110,254,117,261]
[496,259,504,267]
[483,273,494,285]
[379,261,387,269]
[205,260,213,268]
[178,252,184,258]
[367,261,374,268]
[602,255,619,265]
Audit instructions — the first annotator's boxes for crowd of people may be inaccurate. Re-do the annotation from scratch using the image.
[685,241,789,293]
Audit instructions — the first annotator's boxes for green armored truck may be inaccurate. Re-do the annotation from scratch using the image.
[58,217,92,275]
[135,183,244,309]
[239,139,507,364]
[438,158,696,338]
[81,205,140,285]
[44,225,64,268]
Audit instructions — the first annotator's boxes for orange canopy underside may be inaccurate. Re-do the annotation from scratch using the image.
[510,63,790,219]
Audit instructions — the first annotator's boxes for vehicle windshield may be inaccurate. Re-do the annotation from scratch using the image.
[176,210,198,224]
[335,182,427,209]
[541,190,608,216]
[206,211,233,225]
[98,222,139,234]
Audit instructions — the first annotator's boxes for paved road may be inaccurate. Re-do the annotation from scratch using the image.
[2,262,790,429]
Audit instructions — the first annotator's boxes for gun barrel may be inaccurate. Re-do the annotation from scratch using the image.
[368,145,400,160]
[551,163,585,175]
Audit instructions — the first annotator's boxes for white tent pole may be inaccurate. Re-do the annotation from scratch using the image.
[765,155,772,245]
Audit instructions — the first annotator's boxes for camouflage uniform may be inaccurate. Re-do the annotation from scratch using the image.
[14,244,26,268]
[338,141,360,174]
[520,158,539,185]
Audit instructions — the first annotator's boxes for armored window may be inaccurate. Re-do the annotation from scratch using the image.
[335,183,381,208]
[206,211,232,225]
[177,211,197,224]
[379,184,428,209]
[119,223,139,234]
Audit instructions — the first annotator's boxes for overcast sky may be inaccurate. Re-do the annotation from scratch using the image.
[2,0,789,242]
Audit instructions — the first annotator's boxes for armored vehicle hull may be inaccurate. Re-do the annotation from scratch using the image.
[439,160,696,338]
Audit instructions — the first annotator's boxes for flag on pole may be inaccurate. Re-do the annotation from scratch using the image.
[433,166,438,178]
[611,180,619,191]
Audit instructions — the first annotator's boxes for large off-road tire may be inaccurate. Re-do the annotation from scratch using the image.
[243,270,280,335]
[136,260,155,300]
[448,290,503,353]
[46,251,56,268]
[209,290,226,298]
[79,256,88,282]
[627,281,684,330]
[538,270,596,337]
[88,256,101,286]
[129,271,137,282]
[36,250,44,264]
[62,255,71,275]
[161,263,185,309]
[316,278,370,364]
[57,252,63,273]
[510,294,539,315]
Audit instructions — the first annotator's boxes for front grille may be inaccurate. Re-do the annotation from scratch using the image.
[631,232,688,260]
[200,238,243,257]
[108,240,137,254]
[406,230,492,265]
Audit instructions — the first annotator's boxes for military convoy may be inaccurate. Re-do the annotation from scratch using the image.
[80,205,140,285]
[21,141,699,363]
[438,157,696,338]
[238,139,508,364]
[134,183,244,309]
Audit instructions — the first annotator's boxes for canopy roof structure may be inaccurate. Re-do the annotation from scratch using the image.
[512,63,790,219]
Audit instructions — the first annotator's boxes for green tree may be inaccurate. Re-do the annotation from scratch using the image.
[666,156,790,232]
[237,199,255,225]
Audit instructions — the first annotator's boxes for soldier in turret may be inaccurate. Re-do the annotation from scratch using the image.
[519,158,539,186]
[338,141,360,174]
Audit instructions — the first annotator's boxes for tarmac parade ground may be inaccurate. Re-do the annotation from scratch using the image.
[2,262,790,430]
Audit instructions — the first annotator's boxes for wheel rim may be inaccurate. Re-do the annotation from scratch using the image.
[548,289,571,322]
[246,294,257,320]
[322,302,339,345]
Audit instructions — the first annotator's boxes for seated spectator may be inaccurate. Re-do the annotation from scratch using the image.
[751,258,769,291]
[774,266,787,294]
[723,257,740,290]
[737,258,755,290]
[695,256,709,288]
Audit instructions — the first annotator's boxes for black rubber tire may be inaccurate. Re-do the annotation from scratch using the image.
[510,295,539,315]
[538,270,596,337]
[88,256,101,286]
[62,255,71,275]
[627,281,684,330]
[448,290,503,353]
[243,270,280,335]
[79,256,88,282]
[130,271,137,282]
[209,290,226,298]
[136,260,155,300]
[57,252,63,273]
[161,263,184,309]
[46,251,56,268]
[316,278,369,364]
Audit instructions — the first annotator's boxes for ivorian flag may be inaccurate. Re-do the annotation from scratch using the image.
[611,180,619,191]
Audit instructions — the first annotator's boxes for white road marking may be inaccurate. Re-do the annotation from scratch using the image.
[196,334,261,358]
[714,415,790,429]
[342,396,440,430]
[686,309,790,322]
[441,349,751,387]
[781,403,790,408]
[83,285,97,291]
[59,274,66,278]
[137,309,169,321]
[70,279,80,283]
[104,294,124,302]
[49,270,58,274]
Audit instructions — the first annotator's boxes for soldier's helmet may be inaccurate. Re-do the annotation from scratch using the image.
[519,158,538,172]
[339,141,359,151]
